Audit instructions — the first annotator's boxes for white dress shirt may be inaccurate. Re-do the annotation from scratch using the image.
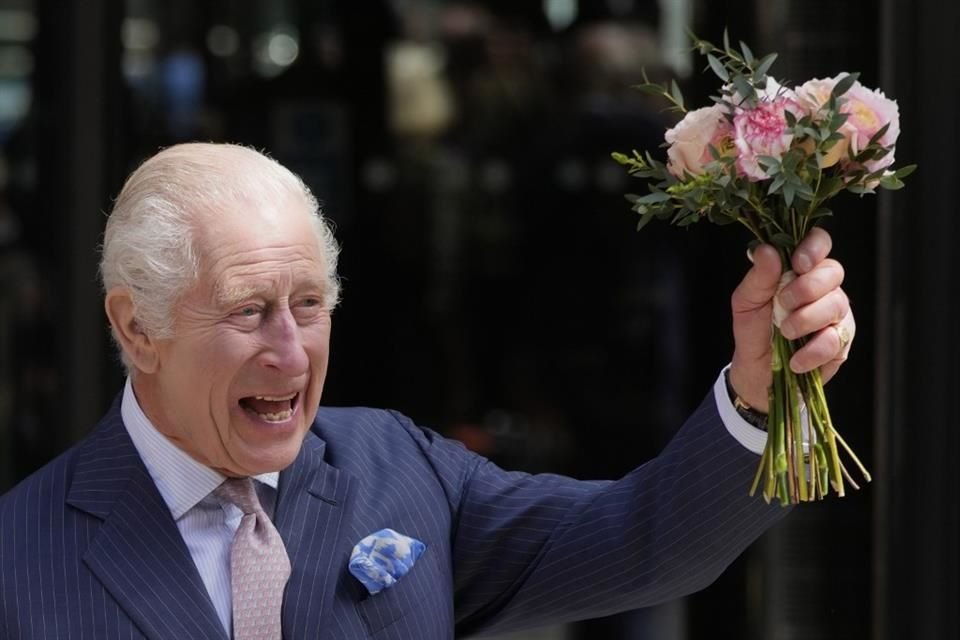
[121,379,279,636]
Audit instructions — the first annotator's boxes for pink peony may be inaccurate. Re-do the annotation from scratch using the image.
[664,105,734,179]
[733,92,800,181]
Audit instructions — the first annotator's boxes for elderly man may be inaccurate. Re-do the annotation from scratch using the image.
[0,143,854,639]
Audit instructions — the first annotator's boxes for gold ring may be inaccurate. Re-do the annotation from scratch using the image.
[834,324,852,352]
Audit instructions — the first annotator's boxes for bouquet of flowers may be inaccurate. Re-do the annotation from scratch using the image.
[612,33,914,505]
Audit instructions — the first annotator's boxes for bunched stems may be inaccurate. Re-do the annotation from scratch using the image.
[749,319,871,505]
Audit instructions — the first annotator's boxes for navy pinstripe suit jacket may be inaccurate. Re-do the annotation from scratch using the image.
[1,390,787,639]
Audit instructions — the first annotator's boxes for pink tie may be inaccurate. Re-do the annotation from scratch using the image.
[216,477,291,640]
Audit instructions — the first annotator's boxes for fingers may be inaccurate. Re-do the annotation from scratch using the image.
[730,244,781,364]
[779,286,849,340]
[791,226,832,274]
[776,258,845,322]
[789,311,856,379]
[777,244,852,377]
[732,244,782,312]
[729,244,782,409]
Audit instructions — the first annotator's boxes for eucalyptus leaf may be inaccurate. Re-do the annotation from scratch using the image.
[633,83,668,97]
[783,183,796,207]
[895,164,917,178]
[831,72,859,98]
[707,54,729,82]
[670,80,685,110]
[677,212,700,226]
[879,175,905,190]
[636,208,657,230]
[768,175,786,194]
[637,190,672,204]
[755,53,778,78]
[868,123,890,146]
[769,232,795,249]
[733,75,755,105]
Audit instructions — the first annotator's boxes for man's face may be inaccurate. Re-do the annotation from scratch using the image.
[137,194,333,476]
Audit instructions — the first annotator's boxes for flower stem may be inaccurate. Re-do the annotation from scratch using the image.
[755,298,870,504]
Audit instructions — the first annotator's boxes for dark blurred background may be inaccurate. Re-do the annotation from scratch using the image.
[0,1,956,638]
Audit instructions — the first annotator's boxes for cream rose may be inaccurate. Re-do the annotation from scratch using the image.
[664,105,733,178]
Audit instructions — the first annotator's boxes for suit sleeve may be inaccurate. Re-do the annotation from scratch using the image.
[392,387,790,637]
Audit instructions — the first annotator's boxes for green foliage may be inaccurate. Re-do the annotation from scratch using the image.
[612,34,913,259]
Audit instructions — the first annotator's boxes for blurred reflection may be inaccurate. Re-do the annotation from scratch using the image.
[0,124,61,490]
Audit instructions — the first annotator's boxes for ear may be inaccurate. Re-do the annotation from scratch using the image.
[104,288,160,374]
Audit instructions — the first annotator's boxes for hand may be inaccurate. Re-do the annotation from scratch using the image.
[728,227,855,412]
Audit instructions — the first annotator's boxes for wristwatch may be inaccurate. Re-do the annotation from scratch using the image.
[725,370,769,431]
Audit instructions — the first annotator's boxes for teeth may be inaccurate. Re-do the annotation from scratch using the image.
[255,393,297,401]
[257,409,294,422]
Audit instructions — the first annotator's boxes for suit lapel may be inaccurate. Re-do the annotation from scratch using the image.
[68,407,226,640]
[276,429,355,637]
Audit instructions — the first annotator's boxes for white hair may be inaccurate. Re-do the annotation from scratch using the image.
[100,142,340,371]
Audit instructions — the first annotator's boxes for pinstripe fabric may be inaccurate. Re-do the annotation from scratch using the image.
[1,375,789,639]
[0,398,226,639]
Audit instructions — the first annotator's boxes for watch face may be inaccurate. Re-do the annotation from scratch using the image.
[737,405,768,430]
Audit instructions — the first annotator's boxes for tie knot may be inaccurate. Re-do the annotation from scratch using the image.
[215,477,262,515]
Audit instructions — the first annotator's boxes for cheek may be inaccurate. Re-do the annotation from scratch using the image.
[303,317,332,352]
[181,334,264,409]
[203,329,263,364]
[305,332,331,370]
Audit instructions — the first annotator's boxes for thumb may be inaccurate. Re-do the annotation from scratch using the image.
[732,244,782,359]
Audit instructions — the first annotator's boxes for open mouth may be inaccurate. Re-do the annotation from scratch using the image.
[239,392,300,423]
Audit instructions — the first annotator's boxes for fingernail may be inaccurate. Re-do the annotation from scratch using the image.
[778,288,795,311]
[780,321,794,340]
[789,354,808,373]
[794,252,813,273]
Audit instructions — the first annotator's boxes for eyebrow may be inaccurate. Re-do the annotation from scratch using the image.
[214,278,327,309]
[214,283,265,309]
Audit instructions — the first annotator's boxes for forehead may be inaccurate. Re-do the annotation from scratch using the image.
[192,195,328,295]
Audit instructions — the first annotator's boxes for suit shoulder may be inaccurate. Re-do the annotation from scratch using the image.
[0,441,90,565]
[311,406,480,496]
[313,406,446,446]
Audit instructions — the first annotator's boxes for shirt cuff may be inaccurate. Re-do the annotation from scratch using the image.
[713,365,767,455]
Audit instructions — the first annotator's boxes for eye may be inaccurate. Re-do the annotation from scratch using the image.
[293,296,325,321]
[235,305,263,318]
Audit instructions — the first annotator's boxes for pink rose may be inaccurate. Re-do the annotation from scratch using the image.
[733,90,801,181]
[664,105,733,178]
[841,83,899,171]
[795,75,900,172]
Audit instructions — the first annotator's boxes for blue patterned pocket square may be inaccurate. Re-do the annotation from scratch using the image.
[349,528,426,595]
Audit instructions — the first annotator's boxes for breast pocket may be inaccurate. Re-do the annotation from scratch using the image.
[353,545,449,637]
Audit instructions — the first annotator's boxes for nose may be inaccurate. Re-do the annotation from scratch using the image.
[260,307,310,375]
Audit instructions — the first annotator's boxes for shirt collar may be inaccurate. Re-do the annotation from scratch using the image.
[120,378,279,520]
